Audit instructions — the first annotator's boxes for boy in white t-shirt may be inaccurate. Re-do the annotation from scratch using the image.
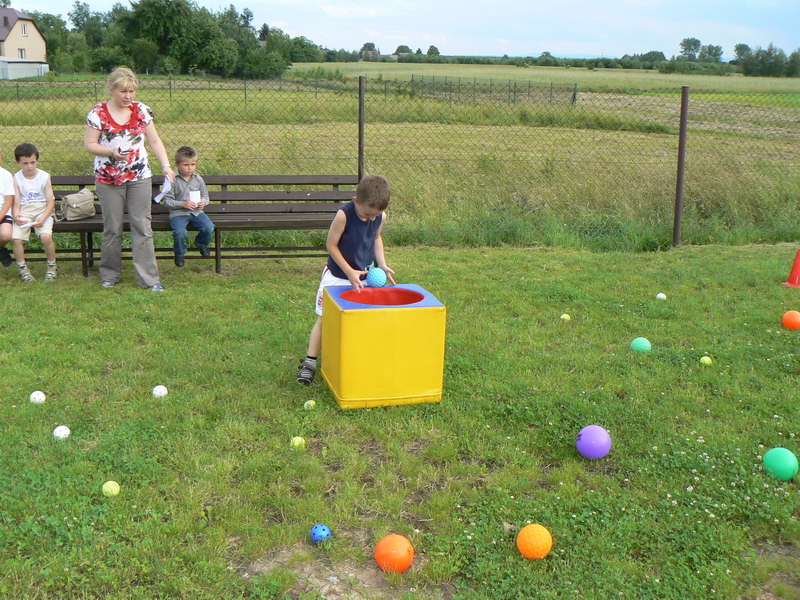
[0,147,14,267]
[12,143,57,283]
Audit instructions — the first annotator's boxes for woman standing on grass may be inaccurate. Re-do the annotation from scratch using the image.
[84,67,174,291]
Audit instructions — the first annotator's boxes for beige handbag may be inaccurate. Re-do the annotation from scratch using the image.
[58,187,96,221]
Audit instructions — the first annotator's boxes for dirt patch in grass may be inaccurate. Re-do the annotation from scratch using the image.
[239,527,455,599]
[750,542,800,600]
[246,545,395,600]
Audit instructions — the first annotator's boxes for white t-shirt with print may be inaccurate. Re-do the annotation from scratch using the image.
[0,166,12,219]
[0,166,13,198]
[14,169,50,205]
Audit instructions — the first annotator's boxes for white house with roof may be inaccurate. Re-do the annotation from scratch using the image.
[0,7,49,79]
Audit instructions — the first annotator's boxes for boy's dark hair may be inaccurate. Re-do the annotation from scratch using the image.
[355,175,390,211]
[174,146,197,163]
[15,143,39,161]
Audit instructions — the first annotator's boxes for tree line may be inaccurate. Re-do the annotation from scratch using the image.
[18,1,800,79]
[371,38,799,78]
[24,0,340,78]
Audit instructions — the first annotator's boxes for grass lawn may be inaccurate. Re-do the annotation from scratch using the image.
[290,62,800,94]
[1,245,799,599]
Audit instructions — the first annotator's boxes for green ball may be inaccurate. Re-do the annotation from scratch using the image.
[630,337,652,353]
[102,481,120,497]
[763,447,799,481]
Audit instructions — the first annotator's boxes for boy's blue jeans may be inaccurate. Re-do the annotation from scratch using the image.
[169,213,215,256]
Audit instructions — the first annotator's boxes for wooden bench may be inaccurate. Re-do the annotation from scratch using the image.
[47,174,357,275]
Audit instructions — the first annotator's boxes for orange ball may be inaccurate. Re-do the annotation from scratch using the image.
[374,534,414,573]
[782,310,800,330]
[516,524,552,559]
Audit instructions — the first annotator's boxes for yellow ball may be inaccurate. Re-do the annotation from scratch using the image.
[560,314,571,321]
[290,436,306,450]
[700,356,713,365]
[516,523,552,559]
[102,481,120,497]
[304,400,316,410]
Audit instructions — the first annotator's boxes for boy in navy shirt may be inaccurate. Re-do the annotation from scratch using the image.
[297,175,394,385]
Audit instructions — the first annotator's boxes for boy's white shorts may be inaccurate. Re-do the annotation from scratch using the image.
[315,266,350,316]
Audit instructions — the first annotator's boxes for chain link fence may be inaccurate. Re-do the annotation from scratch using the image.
[0,76,797,249]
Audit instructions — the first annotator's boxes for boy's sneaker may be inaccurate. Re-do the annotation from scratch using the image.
[197,246,211,257]
[101,280,116,288]
[174,254,185,267]
[44,263,57,283]
[19,264,35,283]
[296,359,316,385]
[149,281,166,292]
[0,247,12,267]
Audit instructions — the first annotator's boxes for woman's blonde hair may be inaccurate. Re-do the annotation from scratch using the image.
[106,67,139,92]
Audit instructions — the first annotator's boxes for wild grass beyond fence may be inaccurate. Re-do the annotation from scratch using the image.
[0,77,798,249]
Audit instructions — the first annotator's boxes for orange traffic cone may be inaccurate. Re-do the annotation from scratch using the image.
[783,249,800,288]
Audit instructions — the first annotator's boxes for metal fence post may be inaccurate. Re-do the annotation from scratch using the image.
[571,84,578,106]
[243,79,247,108]
[673,85,690,246]
[358,76,365,181]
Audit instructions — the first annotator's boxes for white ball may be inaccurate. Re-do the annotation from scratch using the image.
[29,390,46,404]
[656,293,667,300]
[53,425,71,440]
[152,385,168,398]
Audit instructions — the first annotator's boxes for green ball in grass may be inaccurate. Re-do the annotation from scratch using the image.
[763,447,799,481]
[102,481,120,497]
[630,337,652,353]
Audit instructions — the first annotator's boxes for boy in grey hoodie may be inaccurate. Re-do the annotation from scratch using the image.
[162,146,215,267]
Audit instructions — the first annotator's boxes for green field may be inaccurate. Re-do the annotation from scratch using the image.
[1,78,798,252]
[290,62,800,93]
[1,245,799,599]
[1,67,798,251]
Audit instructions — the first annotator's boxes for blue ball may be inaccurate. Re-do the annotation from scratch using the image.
[366,267,387,287]
[310,523,332,544]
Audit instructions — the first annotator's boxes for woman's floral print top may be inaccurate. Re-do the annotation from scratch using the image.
[86,101,154,185]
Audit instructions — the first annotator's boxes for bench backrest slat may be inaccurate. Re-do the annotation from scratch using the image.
[50,174,358,186]
[150,202,342,214]
[51,175,358,203]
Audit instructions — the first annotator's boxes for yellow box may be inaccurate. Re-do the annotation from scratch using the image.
[321,284,446,409]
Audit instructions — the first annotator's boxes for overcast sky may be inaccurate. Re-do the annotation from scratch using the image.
[14,0,800,59]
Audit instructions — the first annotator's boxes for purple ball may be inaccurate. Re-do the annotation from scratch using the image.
[576,425,612,459]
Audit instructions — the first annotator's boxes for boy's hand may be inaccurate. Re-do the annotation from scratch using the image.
[182,200,197,210]
[347,269,367,292]
[379,264,396,284]
[14,215,29,225]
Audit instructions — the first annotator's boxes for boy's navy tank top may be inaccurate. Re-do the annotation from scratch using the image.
[327,201,383,280]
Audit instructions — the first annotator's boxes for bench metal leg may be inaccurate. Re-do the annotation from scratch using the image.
[215,229,221,273]
[87,233,95,269]
[80,232,89,277]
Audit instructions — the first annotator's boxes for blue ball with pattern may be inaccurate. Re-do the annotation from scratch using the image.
[310,523,332,544]
[366,266,387,287]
